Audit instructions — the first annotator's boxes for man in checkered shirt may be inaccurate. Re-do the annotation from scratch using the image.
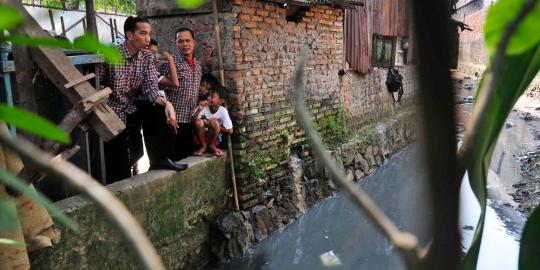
[99,16,184,184]
[161,27,209,160]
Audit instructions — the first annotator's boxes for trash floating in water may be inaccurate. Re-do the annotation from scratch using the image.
[324,235,329,239]
[519,112,537,121]
[462,225,474,231]
[456,96,475,104]
[506,121,515,128]
[320,250,342,267]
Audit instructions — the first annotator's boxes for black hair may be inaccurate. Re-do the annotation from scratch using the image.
[201,73,219,88]
[175,27,195,39]
[198,93,210,102]
[149,39,158,46]
[124,16,150,36]
[211,85,228,100]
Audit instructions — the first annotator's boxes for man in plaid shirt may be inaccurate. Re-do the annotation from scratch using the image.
[100,16,184,184]
[161,27,209,160]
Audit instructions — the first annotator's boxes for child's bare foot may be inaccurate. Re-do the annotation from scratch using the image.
[193,147,206,156]
[209,146,224,156]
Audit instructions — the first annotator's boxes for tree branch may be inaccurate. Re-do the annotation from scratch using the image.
[0,129,164,270]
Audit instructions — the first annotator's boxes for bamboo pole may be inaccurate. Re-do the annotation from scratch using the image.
[212,0,240,211]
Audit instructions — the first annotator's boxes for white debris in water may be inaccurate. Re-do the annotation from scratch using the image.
[506,121,515,128]
[324,235,329,239]
[293,248,303,265]
[320,250,342,267]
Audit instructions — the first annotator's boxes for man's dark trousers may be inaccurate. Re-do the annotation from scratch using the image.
[173,123,195,161]
[134,100,174,165]
[104,113,142,184]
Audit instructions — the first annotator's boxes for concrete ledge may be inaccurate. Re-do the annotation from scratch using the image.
[30,155,229,270]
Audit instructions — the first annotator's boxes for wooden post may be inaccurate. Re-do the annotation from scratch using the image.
[11,41,40,145]
[109,18,116,44]
[47,9,55,32]
[113,18,119,40]
[82,19,87,33]
[212,0,240,211]
[85,0,98,36]
[60,15,66,36]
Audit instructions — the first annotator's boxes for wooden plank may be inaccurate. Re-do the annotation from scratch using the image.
[42,87,112,154]
[29,48,124,141]
[0,55,104,73]
[5,0,125,141]
[64,73,95,89]
[81,87,111,113]
[67,54,105,65]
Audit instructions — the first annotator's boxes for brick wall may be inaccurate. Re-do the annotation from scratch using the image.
[227,0,346,208]
[145,0,417,209]
[147,12,234,74]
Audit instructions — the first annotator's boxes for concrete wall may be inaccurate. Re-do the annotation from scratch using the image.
[30,155,229,270]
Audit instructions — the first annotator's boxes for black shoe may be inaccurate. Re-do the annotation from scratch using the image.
[150,158,188,171]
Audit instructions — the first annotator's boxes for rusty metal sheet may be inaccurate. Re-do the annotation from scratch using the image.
[345,1,370,73]
[370,0,409,36]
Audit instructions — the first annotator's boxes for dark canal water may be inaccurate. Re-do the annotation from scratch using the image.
[212,89,539,269]
[211,128,535,269]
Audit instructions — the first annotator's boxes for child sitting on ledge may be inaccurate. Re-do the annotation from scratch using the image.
[192,85,233,156]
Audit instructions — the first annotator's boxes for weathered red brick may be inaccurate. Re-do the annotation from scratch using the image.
[235,64,249,70]
[242,7,255,15]
[239,14,251,21]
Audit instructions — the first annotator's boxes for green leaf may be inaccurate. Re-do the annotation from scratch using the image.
[72,34,122,63]
[8,35,72,49]
[176,0,208,10]
[0,238,24,247]
[0,5,24,31]
[8,34,122,63]
[0,198,18,232]
[0,104,70,144]
[463,43,540,270]
[0,167,78,231]
[484,0,540,56]
[520,206,540,270]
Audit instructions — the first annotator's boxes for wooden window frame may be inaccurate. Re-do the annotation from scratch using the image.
[372,34,396,68]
